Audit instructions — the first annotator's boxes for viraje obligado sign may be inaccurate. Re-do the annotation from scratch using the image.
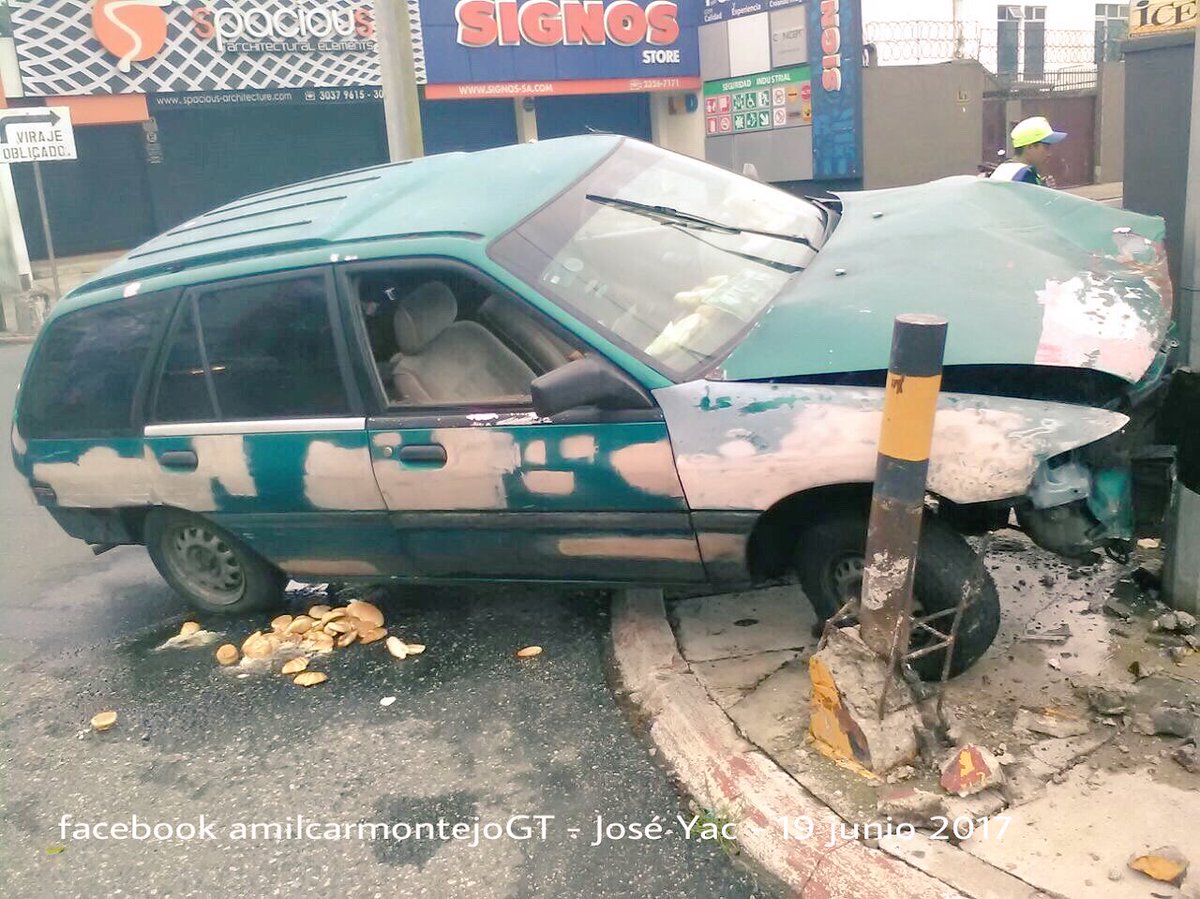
[0,107,77,164]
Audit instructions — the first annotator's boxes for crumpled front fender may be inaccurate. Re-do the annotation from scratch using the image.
[655,382,1128,510]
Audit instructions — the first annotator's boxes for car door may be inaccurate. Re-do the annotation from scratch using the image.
[142,268,399,580]
[339,259,706,584]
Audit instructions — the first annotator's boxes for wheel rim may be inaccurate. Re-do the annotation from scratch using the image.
[163,523,246,607]
[823,553,939,647]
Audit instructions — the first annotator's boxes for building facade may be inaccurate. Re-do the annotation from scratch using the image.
[0,0,715,263]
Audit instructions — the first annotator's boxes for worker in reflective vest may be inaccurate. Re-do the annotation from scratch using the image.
[991,116,1067,186]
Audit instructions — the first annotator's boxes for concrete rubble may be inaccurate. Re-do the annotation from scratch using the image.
[1014,706,1092,738]
[1128,846,1190,886]
[938,744,1005,797]
[666,530,1200,899]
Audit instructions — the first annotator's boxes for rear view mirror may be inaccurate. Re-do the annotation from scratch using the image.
[531,357,654,417]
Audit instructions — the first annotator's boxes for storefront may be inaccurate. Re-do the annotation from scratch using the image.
[4,0,524,259]
[409,0,703,149]
[3,0,710,261]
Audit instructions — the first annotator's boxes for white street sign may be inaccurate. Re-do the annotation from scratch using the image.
[0,107,76,164]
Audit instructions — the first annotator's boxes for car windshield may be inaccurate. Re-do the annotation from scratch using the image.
[489,140,827,379]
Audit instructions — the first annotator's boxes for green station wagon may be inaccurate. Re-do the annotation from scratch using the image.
[11,136,1183,675]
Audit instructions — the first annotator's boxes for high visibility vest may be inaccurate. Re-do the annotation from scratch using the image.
[990,162,1037,183]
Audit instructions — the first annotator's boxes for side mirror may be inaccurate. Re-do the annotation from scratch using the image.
[531,357,654,418]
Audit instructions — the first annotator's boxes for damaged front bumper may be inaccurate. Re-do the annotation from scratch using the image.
[1014,364,1200,559]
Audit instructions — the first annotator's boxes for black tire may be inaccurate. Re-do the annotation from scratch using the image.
[793,507,1001,679]
[144,508,286,616]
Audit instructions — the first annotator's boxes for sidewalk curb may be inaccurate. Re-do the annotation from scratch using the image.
[0,334,35,344]
[612,588,964,899]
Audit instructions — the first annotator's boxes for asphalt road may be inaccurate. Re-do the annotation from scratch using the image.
[0,344,765,899]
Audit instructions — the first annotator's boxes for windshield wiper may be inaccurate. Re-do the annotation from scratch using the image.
[662,222,803,274]
[585,194,816,249]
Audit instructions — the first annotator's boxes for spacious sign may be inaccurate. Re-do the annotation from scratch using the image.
[11,0,382,96]
[418,0,700,98]
[1129,0,1197,36]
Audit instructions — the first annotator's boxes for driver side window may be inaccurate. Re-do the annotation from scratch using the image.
[346,266,583,408]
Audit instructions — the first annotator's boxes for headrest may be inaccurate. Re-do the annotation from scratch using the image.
[393,282,458,354]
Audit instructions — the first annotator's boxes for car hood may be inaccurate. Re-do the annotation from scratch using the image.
[717,177,1172,384]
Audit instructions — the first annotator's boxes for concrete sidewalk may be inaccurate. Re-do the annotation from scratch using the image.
[614,531,1200,898]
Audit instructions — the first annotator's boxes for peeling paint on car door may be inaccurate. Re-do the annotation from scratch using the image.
[366,411,707,583]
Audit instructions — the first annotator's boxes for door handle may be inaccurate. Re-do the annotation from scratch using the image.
[159,450,199,471]
[397,444,447,466]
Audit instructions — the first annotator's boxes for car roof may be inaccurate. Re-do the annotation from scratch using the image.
[84,134,623,293]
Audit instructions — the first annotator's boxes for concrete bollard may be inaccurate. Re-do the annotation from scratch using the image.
[858,314,949,663]
[809,315,947,775]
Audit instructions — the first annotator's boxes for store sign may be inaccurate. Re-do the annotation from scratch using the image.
[1129,0,1197,36]
[12,0,382,97]
[418,0,700,98]
[455,0,681,48]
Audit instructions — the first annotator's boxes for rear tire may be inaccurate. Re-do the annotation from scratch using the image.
[793,507,1001,679]
[144,508,286,616]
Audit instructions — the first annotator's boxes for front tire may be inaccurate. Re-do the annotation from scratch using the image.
[793,507,1001,679]
[145,508,286,616]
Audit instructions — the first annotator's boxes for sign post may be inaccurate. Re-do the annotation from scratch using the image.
[0,106,76,302]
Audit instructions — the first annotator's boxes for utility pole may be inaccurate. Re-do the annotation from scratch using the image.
[374,0,425,162]
[1164,32,1200,615]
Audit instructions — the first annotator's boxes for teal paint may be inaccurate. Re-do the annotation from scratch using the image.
[1089,467,1134,540]
[740,397,799,415]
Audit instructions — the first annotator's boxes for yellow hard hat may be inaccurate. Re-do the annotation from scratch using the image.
[1011,116,1067,149]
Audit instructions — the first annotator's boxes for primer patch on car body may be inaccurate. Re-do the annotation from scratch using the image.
[372,429,520,510]
[656,382,1127,511]
[303,442,386,510]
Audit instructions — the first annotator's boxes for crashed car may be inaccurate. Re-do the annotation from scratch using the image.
[11,136,1180,676]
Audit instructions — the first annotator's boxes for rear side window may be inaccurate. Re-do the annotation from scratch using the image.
[19,295,169,439]
[151,273,349,422]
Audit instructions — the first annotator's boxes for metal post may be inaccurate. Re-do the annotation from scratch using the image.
[374,0,425,162]
[31,161,60,302]
[858,314,949,661]
[1164,33,1200,615]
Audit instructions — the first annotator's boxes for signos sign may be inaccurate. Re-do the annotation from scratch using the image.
[0,107,77,163]
[419,0,700,99]
[455,0,681,47]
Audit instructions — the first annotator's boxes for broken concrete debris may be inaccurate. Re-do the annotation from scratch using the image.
[516,645,544,659]
[1149,707,1198,739]
[876,787,949,827]
[1128,846,1190,886]
[1173,743,1199,774]
[215,644,239,666]
[1022,622,1071,644]
[884,765,917,784]
[293,671,328,688]
[939,744,1005,797]
[1015,707,1091,738]
[809,626,921,774]
[1082,683,1137,716]
[1104,599,1136,620]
